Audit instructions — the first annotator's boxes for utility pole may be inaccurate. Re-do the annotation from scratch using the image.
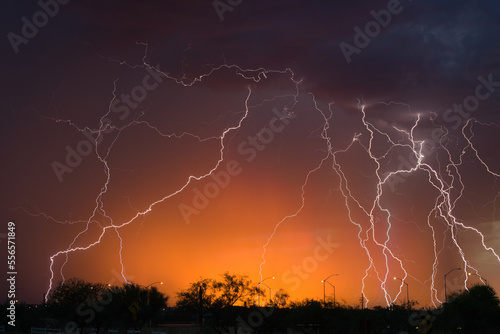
[393,277,409,309]
[359,294,365,309]
[444,268,461,304]
[198,285,203,325]
[321,274,338,306]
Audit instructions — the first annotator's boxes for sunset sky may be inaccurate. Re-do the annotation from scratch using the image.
[2,0,500,308]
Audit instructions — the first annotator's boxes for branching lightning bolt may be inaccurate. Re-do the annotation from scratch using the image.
[258,97,499,307]
[22,41,499,307]
[41,43,304,300]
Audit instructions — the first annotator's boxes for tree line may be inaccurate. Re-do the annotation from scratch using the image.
[2,273,500,333]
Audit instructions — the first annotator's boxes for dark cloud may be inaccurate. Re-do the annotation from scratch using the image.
[2,0,499,305]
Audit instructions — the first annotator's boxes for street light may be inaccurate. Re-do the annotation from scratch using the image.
[393,277,409,309]
[321,274,338,305]
[444,268,461,304]
[324,281,336,307]
[468,272,487,285]
[258,277,274,306]
[145,281,163,289]
[196,279,212,326]
[137,282,163,328]
[261,282,272,304]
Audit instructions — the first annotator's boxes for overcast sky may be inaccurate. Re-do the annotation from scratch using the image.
[2,0,500,307]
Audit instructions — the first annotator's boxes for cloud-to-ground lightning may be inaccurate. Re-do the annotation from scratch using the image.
[21,39,499,307]
[41,43,304,299]
[258,97,499,307]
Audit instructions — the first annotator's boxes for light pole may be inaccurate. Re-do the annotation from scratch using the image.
[444,268,461,304]
[145,281,163,289]
[324,281,335,307]
[196,279,212,326]
[258,277,274,306]
[140,282,163,328]
[261,282,272,304]
[321,274,338,305]
[468,272,487,285]
[394,277,409,309]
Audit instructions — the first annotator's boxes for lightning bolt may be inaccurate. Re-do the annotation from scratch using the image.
[24,41,499,306]
[258,98,499,307]
[42,42,305,300]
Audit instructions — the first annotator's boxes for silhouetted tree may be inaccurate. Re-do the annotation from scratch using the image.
[176,273,261,309]
[270,289,290,308]
[103,283,168,330]
[176,273,262,334]
[176,278,214,310]
[435,284,500,333]
[47,277,108,333]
